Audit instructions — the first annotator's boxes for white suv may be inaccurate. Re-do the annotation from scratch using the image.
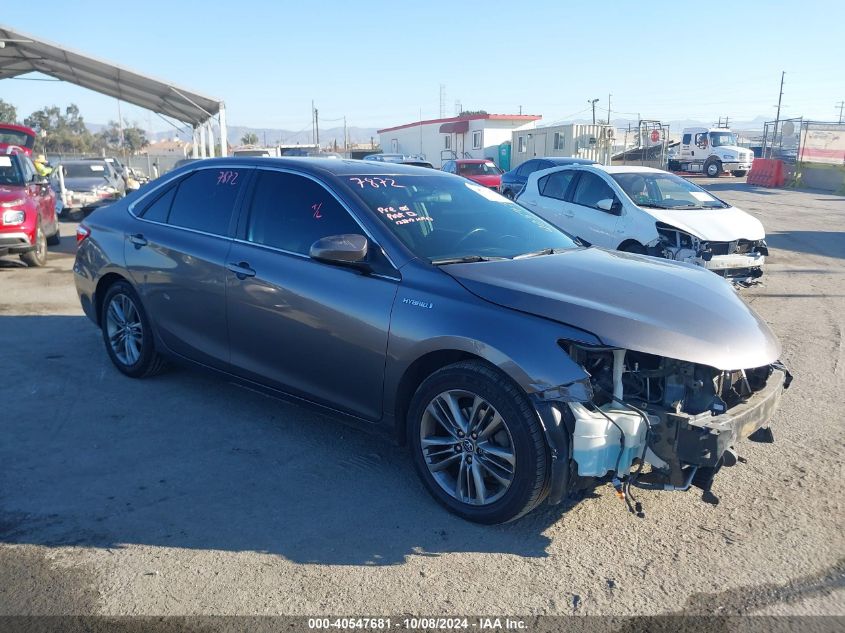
[517,165,768,282]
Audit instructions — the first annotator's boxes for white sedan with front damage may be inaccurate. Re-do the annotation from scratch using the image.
[517,164,768,283]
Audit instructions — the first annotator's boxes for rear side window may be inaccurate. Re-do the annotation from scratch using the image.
[245,170,361,255]
[682,133,692,144]
[539,171,576,200]
[572,173,616,209]
[516,160,536,177]
[167,168,245,235]
[138,185,177,223]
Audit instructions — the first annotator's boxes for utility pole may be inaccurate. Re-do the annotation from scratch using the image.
[343,116,348,152]
[311,100,315,145]
[588,98,599,125]
[439,84,446,119]
[519,105,522,115]
[771,71,785,158]
[607,94,611,126]
[837,101,844,124]
[315,108,319,148]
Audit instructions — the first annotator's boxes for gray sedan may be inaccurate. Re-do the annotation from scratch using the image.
[74,158,789,523]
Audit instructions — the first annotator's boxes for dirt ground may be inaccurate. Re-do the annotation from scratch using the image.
[1,179,843,618]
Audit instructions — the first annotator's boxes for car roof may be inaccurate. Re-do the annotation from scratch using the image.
[595,165,666,174]
[61,159,108,165]
[174,156,443,177]
[454,158,493,164]
[540,157,597,165]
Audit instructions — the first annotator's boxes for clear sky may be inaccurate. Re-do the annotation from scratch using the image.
[2,0,843,133]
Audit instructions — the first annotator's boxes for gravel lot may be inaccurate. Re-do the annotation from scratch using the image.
[1,179,843,618]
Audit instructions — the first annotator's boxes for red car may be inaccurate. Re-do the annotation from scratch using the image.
[0,151,60,267]
[441,159,503,191]
[0,123,37,157]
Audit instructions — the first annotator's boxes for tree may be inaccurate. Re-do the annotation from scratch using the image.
[0,99,18,123]
[241,132,259,145]
[24,104,96,153]
[96,119,148,153]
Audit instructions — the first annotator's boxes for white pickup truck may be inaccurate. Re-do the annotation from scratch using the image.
[669,127,755,177]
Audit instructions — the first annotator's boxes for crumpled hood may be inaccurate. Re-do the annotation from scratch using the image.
[444,248,780,370]
[643,205,765,242]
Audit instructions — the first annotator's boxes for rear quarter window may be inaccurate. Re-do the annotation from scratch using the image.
[138,184,177,223]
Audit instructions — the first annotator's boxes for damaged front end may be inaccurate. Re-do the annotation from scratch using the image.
[654,223,767,286]
[541,342,791,507]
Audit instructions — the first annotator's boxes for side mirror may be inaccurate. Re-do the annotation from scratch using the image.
[310,234,369,268]
[596,198,622,215]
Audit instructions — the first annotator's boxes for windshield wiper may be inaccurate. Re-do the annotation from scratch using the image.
[430,255,508,265]
[514,247,559,259]
[636,202,672,209]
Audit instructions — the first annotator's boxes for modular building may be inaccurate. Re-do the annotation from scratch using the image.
[377,113,540,168]
[510,123,614,168]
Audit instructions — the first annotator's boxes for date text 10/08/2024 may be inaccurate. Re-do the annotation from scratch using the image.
[307,617,528,630]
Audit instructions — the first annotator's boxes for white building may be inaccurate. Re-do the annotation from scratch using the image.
[511,123,614,168]
[377,113,541,168]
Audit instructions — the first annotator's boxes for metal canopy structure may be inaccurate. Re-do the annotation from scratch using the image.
[0,24,227,157]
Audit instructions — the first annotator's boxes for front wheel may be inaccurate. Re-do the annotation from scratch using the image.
[731,170,747,177]
[101,281,167,378]
[705,159,722,177]
[408,361,549,523]
[20,224,47,267]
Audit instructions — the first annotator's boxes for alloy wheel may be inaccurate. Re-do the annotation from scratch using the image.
[419,389,516,506]
[105,293,144,366]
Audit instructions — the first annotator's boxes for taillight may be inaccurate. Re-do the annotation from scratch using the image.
[76,224,91,246]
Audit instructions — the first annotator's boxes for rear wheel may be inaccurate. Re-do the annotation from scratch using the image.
[101,281,167,378]
[408,361,549,524]
[503,189,514,200]
[619,241,647,255]
[20,224,48,267]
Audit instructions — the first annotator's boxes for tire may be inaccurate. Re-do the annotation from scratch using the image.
[100,281,167,378]
[667,159,680,172]
[408,360,549,524]
[503,189,514,200]
[731,170,747,177]
[705,158,722,178]
[619,241,647,255]
[20,223,48,267]
[46,224,61,246]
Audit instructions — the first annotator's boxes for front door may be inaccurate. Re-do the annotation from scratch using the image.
[226,169,398,420]
[125,166,249,369]
[561,171,621,247]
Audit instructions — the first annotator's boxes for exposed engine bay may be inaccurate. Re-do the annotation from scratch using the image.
[654,222,767,286]
[558,342,791,509]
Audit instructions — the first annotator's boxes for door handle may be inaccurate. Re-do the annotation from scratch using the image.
[129,233,148,247]
[227,261,256,278]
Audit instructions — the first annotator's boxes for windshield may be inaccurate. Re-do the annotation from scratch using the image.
[0,128,35,149]
[347,174,577,261]
[611,172,729,209]
[0,155,26,186]
[709,132,738,147]
[458,162,500,176]
[62,162,109,179]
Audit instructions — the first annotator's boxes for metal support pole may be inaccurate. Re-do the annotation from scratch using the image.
[218,102,228,157]
[199,123,207,158]
[206,124,214,158]
[771,71,785,159]
[191,127,199,158]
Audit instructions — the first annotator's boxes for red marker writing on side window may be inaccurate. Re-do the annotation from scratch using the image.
[312,202,323,219]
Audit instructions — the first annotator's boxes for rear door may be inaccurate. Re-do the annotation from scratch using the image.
[522,169,578,231]
[125,165,251,369]
[225,168,399,420]
[563,171,622,247]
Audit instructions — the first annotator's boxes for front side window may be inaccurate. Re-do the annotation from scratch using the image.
[246,170,361,255]
[167,168,246,235]
[572,172,616,210]
[346,173,576,262]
